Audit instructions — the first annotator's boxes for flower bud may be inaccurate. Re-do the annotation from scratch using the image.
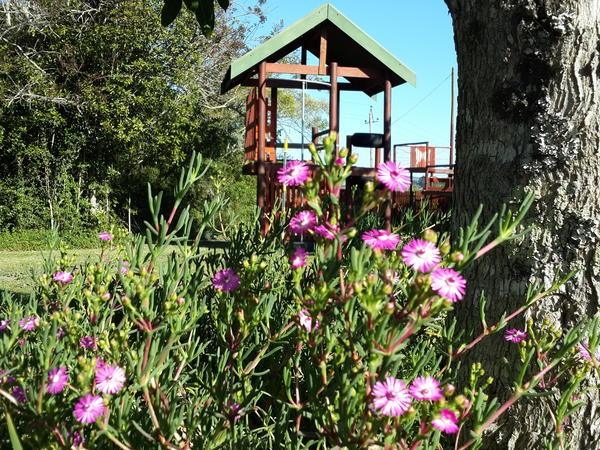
[349,154,359,165]
[338,148,348,158]
[451,251,465,262]
[439,240,451,255]
[385,301,396,314]
[444,383,456,396]
[422,228,437,243]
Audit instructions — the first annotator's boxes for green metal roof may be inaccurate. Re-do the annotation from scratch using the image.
[221,3,416,96]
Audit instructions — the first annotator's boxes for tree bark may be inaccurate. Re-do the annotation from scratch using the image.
[446,1,600,448]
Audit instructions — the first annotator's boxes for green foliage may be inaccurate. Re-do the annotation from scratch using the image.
[0,146,596,449]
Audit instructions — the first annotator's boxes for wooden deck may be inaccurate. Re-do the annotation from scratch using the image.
[244,161,453,218]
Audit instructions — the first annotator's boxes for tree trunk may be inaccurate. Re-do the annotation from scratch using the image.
[446,0,600,448]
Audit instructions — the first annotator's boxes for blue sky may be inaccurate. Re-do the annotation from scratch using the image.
[242,0,456,166]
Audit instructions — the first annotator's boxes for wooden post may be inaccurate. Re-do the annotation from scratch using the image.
[383,78,392,230]
[449,67,455,166]
[257,61,267,232]
[329,61,339,136]
[383,78,392,161]
[271,87,278,152]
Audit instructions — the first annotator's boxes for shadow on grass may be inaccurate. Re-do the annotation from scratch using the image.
[0,288,34,303]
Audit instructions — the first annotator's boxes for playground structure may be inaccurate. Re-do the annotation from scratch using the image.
[221,3,454,229]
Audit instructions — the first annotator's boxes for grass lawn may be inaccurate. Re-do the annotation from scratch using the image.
[0,249,103,295]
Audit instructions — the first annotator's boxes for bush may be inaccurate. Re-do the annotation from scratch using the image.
[0,144,597,449]
[0,229,107,251]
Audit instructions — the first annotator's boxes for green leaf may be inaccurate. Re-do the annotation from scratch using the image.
[195,0,216,36]
[5,410,23,450]
[161,0,183,26]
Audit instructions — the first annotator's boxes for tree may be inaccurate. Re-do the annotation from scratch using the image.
[446,0,600,448]
[0,0,264,231]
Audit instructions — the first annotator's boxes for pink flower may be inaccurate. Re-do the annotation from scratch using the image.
[430,268,466,302]
[290,247,308,269]
[431,408,460,434]
[47,367,69,394]
[376,161,411,192]
[98,231,113,241]
[120,261,130,275]
[371,376,412,417]
[212,268,240,293]
[0,319,9,332]
[409,376,443,401]
[504,328,528,343]
[334,157,345,166]
[80,336,97,350]
[18,316,39,331]
[73,394,106,424]
[53,271,73,285]
[402,239,441,272]
[362,229,400,251]
[95,363,126,394]
[298,309,318,332]
[576,342,600,362]
[289,210,317,235]
[314,223,340,240]
[277,160,310,186]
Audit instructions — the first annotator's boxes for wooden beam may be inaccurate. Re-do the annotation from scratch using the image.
[240,78,363,91]
[319,29,328,75]
[264,63,379,79]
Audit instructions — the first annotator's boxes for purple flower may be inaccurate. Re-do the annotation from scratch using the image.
[504,328,528,343]
[409,376,443,401]
[288,210,317,235]
[430,268,466,302]
[53,271,73,285]
[11,386,26,404]
[290,248,308,269]
[371,376,412,417]
[73,394,106,424]
[376,161,411,192]
[277,160,310,186]
[56,327,66,340]
[298,309,318,332]
[69,430,85,448]
[224,401,242,422]
[402,239,441,272]
[95,363,126,395]
[18,316,39,332]
[212,268,240,293]
[79,336,97,350]
[0,319,9,332]
[98,231,113,242]
[362,229,400,251]
[47,367,69,394]
[431,409,460,434]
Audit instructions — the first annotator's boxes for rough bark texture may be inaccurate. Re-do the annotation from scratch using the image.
[446,0,600,448]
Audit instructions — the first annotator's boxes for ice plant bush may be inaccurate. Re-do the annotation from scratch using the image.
[0,144,597,449]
